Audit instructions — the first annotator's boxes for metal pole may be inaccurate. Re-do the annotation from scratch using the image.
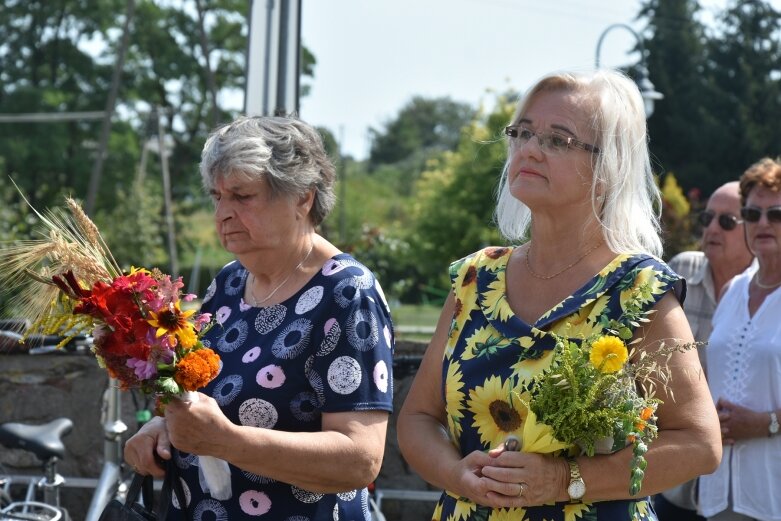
[594,23,646,69]
[157,108,179,278]
[594,23,663,118]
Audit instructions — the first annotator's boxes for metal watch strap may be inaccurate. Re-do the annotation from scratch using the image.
[566,458,586,502]
[769,411,779,436]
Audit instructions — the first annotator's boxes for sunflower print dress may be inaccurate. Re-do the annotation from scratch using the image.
[434,246,683,521]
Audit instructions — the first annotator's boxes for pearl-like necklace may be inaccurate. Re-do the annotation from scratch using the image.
[753,272,781,290]
[248,241,314,306]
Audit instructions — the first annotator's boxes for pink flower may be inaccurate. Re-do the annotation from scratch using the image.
[127,357,157,380]
[194,313,212,331]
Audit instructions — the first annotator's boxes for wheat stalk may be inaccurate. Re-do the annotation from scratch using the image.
[0,179,123,334]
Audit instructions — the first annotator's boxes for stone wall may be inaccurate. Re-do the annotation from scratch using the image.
[0,340,439,520]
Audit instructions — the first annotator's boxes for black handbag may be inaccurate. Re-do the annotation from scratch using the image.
[98,461,185,521]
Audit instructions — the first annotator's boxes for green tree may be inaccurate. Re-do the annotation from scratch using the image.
[368,96,475,166]
[703,0,781,186]
[0,0,318,282]
[94,178,167,269]
[402,96,516,298]
[641,0,714,190]
[367,96,476,195]
[0,0,126,209]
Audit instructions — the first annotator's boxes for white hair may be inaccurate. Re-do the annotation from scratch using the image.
[495,69,663,257]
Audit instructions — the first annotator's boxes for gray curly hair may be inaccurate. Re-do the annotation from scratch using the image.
[200,116,336,225]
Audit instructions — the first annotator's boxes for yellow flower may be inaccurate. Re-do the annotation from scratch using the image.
[589,335,628,373]
[564,501,591,521]
[468,375,527,449]
[598,254,630,277]
[147,301,197,348]
[445,493,478,521]
[487,507,527,521]
[445,360,466,440]
[519,406,568,454]
[482,277,514,322]
[620,267,667,310]
[550,297,608,339]
[510,347,554,386]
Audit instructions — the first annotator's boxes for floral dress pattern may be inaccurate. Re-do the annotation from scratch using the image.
[166,254,394,521]
[435,247,682,521]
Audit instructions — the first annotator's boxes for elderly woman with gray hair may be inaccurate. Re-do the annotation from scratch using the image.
[124,116,394,520]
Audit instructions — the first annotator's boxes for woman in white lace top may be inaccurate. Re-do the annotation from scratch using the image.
[699,157,781,521]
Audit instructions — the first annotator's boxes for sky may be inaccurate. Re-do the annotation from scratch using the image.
[295,0,743,159]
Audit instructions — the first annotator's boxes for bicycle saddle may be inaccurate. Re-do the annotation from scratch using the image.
[0,417,73,461]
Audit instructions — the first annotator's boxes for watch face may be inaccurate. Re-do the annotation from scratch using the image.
[771,423,780,434]
[568,479,586,499]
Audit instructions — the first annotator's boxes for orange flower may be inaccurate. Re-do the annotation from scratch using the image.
[640,407,654,421]
[635,420,646,431]
[174,348,220,391]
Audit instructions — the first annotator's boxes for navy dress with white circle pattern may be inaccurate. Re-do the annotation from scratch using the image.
[166,254,394,521]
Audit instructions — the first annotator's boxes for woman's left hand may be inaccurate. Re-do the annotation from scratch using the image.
[164,392,234,456]
[479,444,568,507]
[716,397,767,444]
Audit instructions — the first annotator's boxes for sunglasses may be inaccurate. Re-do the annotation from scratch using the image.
[740,205,781,223]
[698,210,743,231]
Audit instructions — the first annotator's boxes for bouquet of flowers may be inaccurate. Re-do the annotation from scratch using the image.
[0,189,232,499]
[522,283,695,496]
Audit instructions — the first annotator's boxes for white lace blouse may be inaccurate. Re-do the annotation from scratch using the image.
[699,263,781,520]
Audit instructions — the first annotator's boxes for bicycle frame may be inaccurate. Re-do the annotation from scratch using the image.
[84,382,127,521]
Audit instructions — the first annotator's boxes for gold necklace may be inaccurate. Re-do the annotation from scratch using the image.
[248,241,314,306]
[753,272,781,289]
[525,241,602,280]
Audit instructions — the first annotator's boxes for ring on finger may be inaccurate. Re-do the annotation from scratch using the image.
[518,482,528,497]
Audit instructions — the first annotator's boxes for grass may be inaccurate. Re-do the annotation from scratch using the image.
[389,303,441,343]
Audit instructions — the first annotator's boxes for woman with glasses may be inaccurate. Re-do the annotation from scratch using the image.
[699,157,781,521]
[397,69,721,521]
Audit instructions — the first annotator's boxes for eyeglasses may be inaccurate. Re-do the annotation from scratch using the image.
[504,125,601,155]
[740,205,781,224]
[698,210,743,231]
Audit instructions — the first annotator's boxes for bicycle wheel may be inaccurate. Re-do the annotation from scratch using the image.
[0,501,63,521]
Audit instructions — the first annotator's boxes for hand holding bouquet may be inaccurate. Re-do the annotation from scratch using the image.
[0,189,232,499]
[522,283,696,496]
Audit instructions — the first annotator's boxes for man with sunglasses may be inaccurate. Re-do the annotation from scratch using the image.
[655,181,753,521]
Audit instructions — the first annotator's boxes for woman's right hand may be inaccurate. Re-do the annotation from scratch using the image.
[442,450,500,504]
[123,416,171,478]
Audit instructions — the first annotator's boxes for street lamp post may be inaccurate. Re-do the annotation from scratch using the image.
[595,23,663,118]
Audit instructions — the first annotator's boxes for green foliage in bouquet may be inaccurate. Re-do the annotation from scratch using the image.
[526,282,696,495]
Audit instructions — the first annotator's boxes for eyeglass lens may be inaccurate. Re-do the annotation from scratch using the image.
[515,127,568,153]
[740,206,781,223]
[698,211,740,231]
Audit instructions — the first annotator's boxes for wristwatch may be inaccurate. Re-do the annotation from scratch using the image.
[769,411,779,436]
[566,458,586,502]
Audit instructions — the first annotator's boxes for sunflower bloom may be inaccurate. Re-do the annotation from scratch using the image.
[589,335,628,373]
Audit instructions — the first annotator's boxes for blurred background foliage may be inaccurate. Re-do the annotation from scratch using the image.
[1,0,780,320]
